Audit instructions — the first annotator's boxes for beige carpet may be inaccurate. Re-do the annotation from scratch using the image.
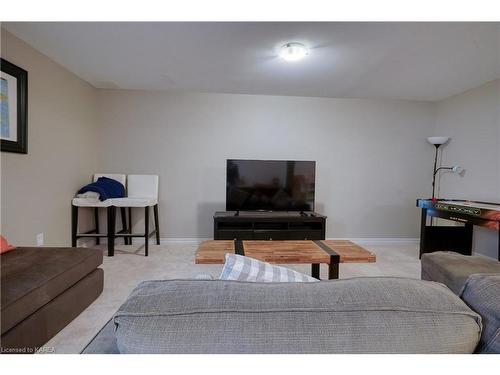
[42,241,421,354]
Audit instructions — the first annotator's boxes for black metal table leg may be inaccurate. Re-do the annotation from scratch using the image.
[328,262,339,279]
[311,264,320,279]
[234,240,245,255]
[465,223,473,255]
[107,206,116,256]
[419,208,427,259]
[314,241,340,280]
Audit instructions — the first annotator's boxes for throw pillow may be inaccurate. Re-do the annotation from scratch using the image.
[0,235,16,254]
[219,253,318,282]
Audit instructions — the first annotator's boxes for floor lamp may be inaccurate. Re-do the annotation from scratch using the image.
[427,136,465,199]
[428,137,450,199]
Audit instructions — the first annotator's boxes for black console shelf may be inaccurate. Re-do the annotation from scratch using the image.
[214,211,327,240]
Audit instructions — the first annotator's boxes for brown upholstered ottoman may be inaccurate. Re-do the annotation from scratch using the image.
[1,247,103,353]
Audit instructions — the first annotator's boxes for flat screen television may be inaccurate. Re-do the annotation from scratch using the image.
[226,159,316,211]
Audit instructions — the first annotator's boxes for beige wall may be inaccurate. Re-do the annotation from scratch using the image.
[2,29,496,252]
[97,90,435,239]
[434,79,500,258]
[1,30,99,246]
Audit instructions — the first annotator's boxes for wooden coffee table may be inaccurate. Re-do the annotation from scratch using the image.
[195,240,376,280]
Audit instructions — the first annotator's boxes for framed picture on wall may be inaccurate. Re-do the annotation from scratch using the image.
[1,58,28,154]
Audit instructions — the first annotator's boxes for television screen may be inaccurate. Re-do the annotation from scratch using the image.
[226,159,316,211]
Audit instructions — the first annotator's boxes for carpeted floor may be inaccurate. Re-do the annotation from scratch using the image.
[41,241,421,354]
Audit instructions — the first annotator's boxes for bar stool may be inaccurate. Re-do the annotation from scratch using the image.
[110,174,160,256]
[71,174,127,255]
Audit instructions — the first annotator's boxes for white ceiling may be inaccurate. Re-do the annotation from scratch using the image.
[3,22,500,101]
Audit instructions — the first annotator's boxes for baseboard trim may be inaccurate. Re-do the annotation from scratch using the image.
[80,237,419,247]
[129,238,210,245]
[148,237,420,246]
[158,238,210,245]
[329,238,420,245]
[76,237,97,247]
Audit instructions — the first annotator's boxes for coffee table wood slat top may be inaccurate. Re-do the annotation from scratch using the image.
[195,240,375,265]
[322,240,376,263]
[195,240,235,264]
[243,240,330,264]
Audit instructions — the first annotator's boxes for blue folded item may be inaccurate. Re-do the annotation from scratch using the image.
[77,177,125,201]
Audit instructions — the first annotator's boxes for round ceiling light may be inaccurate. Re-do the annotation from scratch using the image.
[279,42,309,62]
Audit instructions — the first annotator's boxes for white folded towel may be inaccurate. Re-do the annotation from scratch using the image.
[76,191,101,200]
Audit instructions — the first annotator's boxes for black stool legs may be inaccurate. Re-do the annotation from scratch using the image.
[154,204,160,245]
[71,205,78,247]
[107,206,116,257]
[72,204,160,257]
[144,206,149,256]
[127,207,132,245]
[130,205,159,256]
[120,207,128,245]
[94,207,100,245]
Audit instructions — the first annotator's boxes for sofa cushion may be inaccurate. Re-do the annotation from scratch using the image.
[219,253,318,282]
[1,247,103,334]
[461,273,500,354]
[114,277,481,353]
[421,251,500,295]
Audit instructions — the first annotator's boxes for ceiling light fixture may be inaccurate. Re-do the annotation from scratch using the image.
[279,42,309,62]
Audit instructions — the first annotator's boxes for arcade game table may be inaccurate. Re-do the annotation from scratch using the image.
[417,199,500,261]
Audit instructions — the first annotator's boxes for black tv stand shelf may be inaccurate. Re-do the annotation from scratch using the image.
[214,211,327,240]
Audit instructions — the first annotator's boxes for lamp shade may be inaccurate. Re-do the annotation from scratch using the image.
[427,136,450,146]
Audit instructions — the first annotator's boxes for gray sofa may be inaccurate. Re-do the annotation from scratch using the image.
[421,251,500,353]
[421,251,500,295]
[83,276,484,354]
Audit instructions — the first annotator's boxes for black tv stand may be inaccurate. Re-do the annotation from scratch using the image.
[214,211,327,240]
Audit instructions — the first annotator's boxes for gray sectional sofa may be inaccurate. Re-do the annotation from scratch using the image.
[84,277,486,354]
[83,251,499,354]
[421,251,500,353]
[421,251,500,295]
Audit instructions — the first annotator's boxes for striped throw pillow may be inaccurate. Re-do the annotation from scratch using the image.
[219,253,318,282]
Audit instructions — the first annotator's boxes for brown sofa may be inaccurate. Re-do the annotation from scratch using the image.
[1,247,103,353]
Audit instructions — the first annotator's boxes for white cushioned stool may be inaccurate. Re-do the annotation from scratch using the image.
[72,174,128,256]
[110,174,160,256]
